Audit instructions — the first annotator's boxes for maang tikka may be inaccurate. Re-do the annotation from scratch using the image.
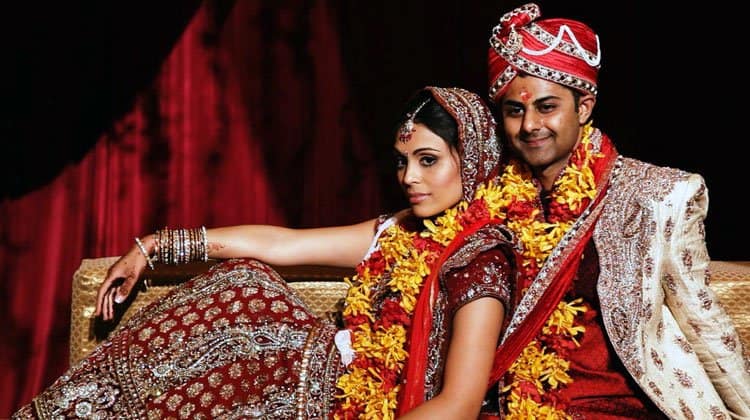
[397,98,430,143]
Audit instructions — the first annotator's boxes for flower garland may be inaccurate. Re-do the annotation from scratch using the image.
[333,182,506,419]
[333,123,603,419]
[332,223,429,419]
[487,123,601,286]
[502,299,589,418]
[496,123,603,418]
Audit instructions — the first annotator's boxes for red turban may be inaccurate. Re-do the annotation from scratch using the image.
[487,3,601,103]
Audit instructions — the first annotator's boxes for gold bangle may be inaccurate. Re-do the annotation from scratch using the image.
[134,237,155,270]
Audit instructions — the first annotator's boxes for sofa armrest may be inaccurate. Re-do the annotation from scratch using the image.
[708,261,750,354]
[69,257,353,365]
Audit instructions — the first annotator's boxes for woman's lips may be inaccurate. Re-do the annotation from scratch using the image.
[409,193,429,204]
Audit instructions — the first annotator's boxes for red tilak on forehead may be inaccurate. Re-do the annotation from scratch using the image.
[520,88,531,102]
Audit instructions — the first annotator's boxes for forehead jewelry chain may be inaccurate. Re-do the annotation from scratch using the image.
[398,98,430,143]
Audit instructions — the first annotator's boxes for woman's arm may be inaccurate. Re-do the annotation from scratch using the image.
[95,219,378,320]
[399,296,505,419]
[187,221,380,266]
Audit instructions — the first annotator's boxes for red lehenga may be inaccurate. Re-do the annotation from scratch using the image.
[14,238,516,419]
[16,259,345,419]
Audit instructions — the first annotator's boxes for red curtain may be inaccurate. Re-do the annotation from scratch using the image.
[0,1,383,414]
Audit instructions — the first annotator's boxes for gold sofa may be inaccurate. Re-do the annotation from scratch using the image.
[69,258,750,365]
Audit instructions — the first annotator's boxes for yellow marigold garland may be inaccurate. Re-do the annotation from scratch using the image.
[334,181,506,419]
[499,123,602,418]
[334,123,602,418]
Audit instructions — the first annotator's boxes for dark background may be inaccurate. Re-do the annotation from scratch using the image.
[0,1,744,259]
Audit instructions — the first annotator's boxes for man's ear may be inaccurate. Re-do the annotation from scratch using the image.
[578,94,596,124]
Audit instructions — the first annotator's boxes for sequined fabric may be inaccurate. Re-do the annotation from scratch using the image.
[14,259,343,419]
[490,128,750,417]
[563,242,667,419]
[424,86,501,201]
[424,246,514,413]
[592,158,750,418]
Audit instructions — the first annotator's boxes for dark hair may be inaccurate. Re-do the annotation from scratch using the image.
[394,90,458,148]
[570,88,582,109]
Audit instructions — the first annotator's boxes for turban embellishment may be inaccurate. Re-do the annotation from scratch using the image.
[488,3,601,103]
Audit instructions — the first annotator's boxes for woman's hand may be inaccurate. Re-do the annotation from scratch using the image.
[94,236,153,321]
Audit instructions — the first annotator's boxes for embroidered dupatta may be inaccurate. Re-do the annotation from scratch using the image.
[396,87,504,414]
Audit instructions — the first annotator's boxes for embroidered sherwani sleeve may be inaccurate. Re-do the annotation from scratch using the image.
[663,174,750,417]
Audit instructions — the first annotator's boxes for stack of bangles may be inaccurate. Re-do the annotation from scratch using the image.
[134,226,208,270]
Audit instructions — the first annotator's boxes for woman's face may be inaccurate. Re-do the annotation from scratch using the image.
[394,124,463,218]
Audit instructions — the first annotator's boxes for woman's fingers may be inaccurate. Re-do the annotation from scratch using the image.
[97,274,136,321]
[105,288,112,321]
[106,286,121,321]
[114,274,138,304]
[101,287,111,321]
[95,273,117,317]
[95,252,144,319]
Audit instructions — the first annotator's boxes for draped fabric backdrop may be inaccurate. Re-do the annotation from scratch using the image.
[2,1,737,416]
[0,1,390,413]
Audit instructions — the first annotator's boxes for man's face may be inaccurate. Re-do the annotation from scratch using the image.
[499,75,594,187]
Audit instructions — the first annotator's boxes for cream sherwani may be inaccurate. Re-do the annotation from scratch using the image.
[594,157,750,419]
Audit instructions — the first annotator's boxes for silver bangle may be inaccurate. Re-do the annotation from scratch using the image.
[134,237,155,270]
[201,225,209,262]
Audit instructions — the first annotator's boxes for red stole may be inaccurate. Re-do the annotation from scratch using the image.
[485,136,617,387]
[485,221,596,385]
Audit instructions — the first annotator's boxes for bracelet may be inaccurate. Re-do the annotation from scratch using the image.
[152,226,208,265]
[134,237,155,270]
[201,225,208,262]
